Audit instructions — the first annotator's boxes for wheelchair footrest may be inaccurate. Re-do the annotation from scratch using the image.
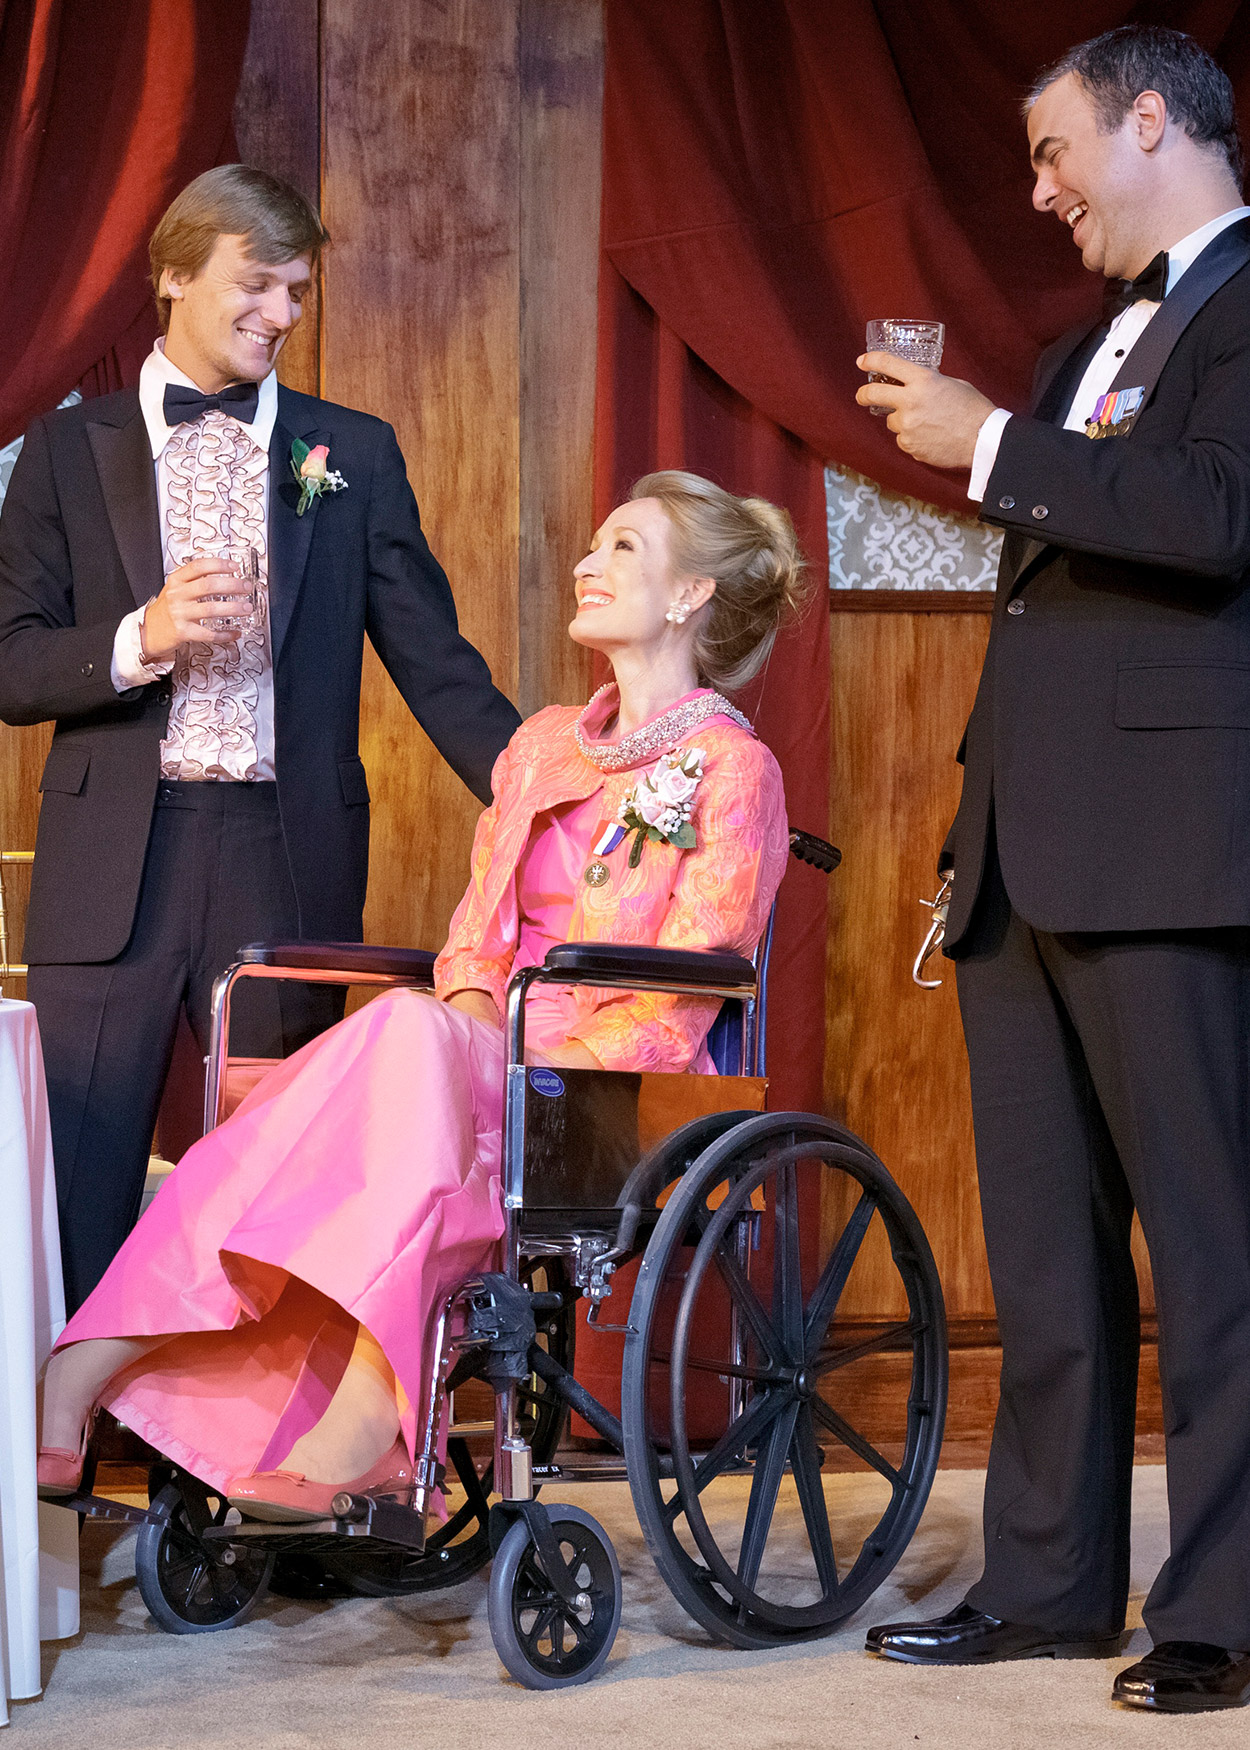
[326,1491,428,1551]
[203,1492,427,1553]
[45,1491,152,1524]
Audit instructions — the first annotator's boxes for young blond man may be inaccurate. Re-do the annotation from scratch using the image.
[0,166,519,1312]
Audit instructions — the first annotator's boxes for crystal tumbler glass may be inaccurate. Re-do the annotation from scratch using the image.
[864,319,945,416]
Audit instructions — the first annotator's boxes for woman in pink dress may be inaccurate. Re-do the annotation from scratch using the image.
[37,470,804,1518]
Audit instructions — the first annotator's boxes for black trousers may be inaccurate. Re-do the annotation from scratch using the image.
[956,834,1250,1647]
[29,780,342,1314]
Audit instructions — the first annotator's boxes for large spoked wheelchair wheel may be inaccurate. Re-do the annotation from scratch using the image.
[487,1505,622,1689]
[323,1259,575,1597]
[622,1113,946,1649]
[135,1480,275,1633]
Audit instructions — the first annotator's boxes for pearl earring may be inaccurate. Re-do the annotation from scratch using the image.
[666,604,689,625]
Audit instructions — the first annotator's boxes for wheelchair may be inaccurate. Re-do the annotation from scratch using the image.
[64,829,948,1688]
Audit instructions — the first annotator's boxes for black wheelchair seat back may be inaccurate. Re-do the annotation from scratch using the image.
[705,999,742,1075]
[517,1062,766,1233]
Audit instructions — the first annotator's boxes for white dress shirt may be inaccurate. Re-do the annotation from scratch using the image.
[110,341,279,777]
[968,206,1250,503]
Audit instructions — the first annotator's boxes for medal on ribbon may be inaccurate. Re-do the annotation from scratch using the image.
[584,824,626,887]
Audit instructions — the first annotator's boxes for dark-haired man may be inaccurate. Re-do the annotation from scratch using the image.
[0,165,520,1312]
[857,26,1250,1713]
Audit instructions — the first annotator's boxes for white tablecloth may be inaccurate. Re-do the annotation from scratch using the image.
[0,1000,78,1723]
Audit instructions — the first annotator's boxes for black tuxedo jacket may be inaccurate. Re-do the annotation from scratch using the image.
[0,385,521,964]
[945,222,1250,951]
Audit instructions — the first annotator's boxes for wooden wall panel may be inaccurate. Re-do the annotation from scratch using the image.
[315,0,603,953]
[321,0,522,950]
[517,0,600,716]
[0,722,50,995]
[233,0,322,397]
[825,606,992,1319]
[825,602,1158,1340]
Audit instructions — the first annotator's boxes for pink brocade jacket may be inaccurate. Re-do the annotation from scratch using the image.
[433,700,789,1072]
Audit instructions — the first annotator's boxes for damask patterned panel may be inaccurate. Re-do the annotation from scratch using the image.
[0,433,22,510]
[826,461,1000,590]
[0,393,82,516]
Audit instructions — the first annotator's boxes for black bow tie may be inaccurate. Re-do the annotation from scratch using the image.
[162,381,260,427]
[1102,251,1168,322]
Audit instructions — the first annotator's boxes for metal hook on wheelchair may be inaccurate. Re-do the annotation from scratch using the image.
[912,876,952,989]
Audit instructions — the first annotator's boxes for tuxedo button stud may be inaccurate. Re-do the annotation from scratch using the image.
[1007,601,1025,616]
[1031,504,1048,520]
[80,661,93,676]
[998,495,1015,510]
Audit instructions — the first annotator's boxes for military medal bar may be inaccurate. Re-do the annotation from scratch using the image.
[1085,384,1145,439]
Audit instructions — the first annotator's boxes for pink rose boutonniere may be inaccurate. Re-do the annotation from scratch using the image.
[290,439,349,516]
[618,746,706,866]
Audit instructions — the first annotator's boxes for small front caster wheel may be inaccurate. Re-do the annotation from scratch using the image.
[487,1505,622,1688]
[135,1482,274,1633]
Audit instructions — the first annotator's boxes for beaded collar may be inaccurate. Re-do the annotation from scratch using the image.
[574,683,753,773]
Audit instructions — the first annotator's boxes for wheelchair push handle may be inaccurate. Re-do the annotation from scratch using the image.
[788,829,841,874]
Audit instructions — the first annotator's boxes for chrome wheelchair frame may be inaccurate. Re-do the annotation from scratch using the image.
[62,829,950,1687]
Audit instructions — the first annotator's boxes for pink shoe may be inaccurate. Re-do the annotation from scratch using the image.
[226,1437,413,1523]
[37,1446,86,1497]
[37,1408,97,1498]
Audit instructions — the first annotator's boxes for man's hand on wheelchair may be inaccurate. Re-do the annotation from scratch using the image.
[444,988,602,1071]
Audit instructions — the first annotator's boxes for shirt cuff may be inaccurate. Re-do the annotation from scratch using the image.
[111,604,173,692]
[967,408,1012,504]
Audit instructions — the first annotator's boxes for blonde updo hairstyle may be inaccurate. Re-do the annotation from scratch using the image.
[631,471,809,692]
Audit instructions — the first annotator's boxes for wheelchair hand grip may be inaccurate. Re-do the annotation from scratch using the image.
[788,829,841,873]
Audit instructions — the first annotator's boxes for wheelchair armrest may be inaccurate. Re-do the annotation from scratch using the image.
[789,829,841,873]
[541,941,757,991]
[236,941,438,983]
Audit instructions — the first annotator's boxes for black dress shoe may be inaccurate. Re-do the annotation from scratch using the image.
[866,1601,1123,1664]
[1113,1641,1250,1712]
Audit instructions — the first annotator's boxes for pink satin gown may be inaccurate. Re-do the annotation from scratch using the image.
[57,794,698,1491]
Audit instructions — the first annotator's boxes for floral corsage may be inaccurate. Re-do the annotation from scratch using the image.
[617,746,706,866]
[290,440,348,516]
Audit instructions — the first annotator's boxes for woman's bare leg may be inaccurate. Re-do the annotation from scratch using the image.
[279,1322,401,1483]
[40,1338,169,1451]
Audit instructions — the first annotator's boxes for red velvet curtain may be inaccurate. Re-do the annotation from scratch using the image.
[0,0,251,449]
[597,0,1250,1113]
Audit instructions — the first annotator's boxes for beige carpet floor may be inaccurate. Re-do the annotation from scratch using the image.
[8,1466,1246,1749]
